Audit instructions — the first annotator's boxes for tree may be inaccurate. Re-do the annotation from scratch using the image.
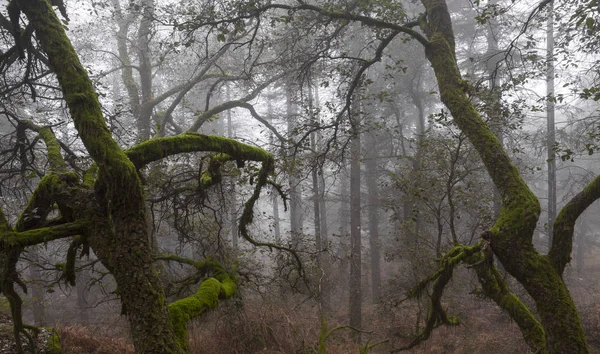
[411,0,590,352]
[0,1,288,353]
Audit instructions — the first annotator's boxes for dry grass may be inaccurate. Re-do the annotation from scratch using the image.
[51,286,600,354]
[188,298,360,354]
[57,325,134,354]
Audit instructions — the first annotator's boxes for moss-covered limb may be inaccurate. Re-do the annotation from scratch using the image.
[1,222,84,249]
[238,158,303,271]
[168,276,237,351]
[392,256,459,353]
[465,244,546,353]
[126,133,271,169]
[186,72,287,132]
[14,173,79,232]
[550,173,600,274]
[19,0,120,167]
[20,120,67,173]
[420,0,540,253]
[0,219,82,354]
[20,0,145,215]
[0,171,77,354]
[407,244,480,299]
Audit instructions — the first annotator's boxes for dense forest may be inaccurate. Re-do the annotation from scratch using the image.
[0,0,599,353]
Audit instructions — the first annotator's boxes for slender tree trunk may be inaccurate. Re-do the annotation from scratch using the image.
[28,247,45,326]
[308,82,330,310]
[349,123,362,339]
[364,131,381,303]
[75,260,90,324]
[338,160,350,299]
[287,85,302,248]
[547,2,557,249]
[409,83,425,243]
[485,0,503,218]
[137,0,154,141]
[226,84,238,249]
[112,0,140,119]
[267,97,282,244]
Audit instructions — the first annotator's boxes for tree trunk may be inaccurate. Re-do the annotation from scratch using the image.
[286,85,302,248]
[364,131,381,303]
[88,218,181,353]
[267,98,282,244]
[75,261,90,325]
[420,0,588,352]
[546,3,557,249]
[21,3,181,352]
[349,125,362,339]
[338,160,350,299]
[28,247,45,326]
[136,0,154,141]
[227,84,239,249]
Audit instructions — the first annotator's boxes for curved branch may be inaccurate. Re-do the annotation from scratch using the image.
[19,120,67,173]
[238,156,303,272]
[249,3,429,47]
[2,222,85,249]
[186,72,287,132]
[550,174,600,274]
[126,133,271,169]
[466,241,546,352]
[166,256,236,351]
[220,101,286,143]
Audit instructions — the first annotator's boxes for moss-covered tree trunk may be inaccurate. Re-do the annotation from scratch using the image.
[419,0,587,352]
[19,1,182,352]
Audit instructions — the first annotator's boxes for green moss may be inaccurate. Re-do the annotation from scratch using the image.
[1,222,84,249]
[83,164,98,187]
[126,133,272,169]
[168,277,236,350]
[37,126,67,173]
